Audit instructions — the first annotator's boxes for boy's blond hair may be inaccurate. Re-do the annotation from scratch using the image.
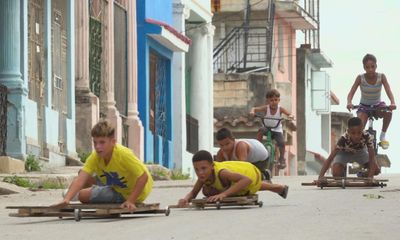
[91,120,115,138]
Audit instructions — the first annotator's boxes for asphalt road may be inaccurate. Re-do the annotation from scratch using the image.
[1,174,399,240]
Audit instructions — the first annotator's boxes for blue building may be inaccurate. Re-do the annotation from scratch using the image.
[0,0,76,171]
[136,0,190,168]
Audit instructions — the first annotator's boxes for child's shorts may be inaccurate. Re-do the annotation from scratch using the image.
[332,150,369,167]
[357,101,386,117]
[90,185,125,203]
[259,128,285,147]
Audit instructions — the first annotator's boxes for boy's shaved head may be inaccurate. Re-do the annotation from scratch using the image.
[192,150,213,163]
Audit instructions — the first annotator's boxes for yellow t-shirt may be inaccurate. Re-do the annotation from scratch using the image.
[209,161,261,196]
[82,144,153,202]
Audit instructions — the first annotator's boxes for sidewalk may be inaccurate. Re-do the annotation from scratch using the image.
[0,166,196,194]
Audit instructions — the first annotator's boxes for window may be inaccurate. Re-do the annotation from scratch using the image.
[311,71,330,113]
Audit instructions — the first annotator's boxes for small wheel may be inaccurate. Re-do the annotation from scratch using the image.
[216,201,221,210]
[165,206,170,216]
[74,209,81,222]
[258,201,263,208]
[380,182,384,188]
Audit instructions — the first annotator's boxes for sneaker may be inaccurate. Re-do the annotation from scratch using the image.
[279,185,289,199]
[278,158,286,169]
[379,140,389,149]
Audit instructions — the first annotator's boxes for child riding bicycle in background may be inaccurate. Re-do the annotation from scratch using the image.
[346,54,396,148]
[318,117,380,179]
[250,89,293,169]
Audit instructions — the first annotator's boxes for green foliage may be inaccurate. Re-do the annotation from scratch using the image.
[2,176,66,190]
[171,169,190,180]
[25,155,41,172]
[39,181,66,190]
[152,168,168,178]
[77,149,91,163]
[3,176,34,188]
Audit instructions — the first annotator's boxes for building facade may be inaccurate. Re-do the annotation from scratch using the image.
[0,0,76,171]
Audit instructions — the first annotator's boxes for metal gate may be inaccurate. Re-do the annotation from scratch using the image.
[52,5,68,153]
[89,16,102,98]
[155,56,168,167]
[0,85,7,156]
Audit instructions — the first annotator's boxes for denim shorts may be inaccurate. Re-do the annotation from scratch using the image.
[89,185,125,203]
[332,150,369,167]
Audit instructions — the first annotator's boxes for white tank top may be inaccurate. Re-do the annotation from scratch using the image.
[264,105,283,133]
[222,139,269,163]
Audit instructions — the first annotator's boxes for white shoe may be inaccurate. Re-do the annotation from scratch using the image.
[62,189,79,201]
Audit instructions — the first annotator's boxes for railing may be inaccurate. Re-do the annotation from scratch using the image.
[0,85,8,156]
[213,1,275,73]
[213,26,269,73]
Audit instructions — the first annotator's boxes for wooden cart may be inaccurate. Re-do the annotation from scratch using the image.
[301,177,388,189]
[169,194,263,210]
[7,202,170,221]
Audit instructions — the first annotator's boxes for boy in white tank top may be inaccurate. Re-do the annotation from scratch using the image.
[250,89,294,169]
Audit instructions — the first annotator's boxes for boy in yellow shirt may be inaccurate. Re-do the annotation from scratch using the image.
[178,150,288,206]
[54,120,153,212]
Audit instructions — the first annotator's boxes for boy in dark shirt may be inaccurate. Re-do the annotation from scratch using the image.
[318,117,380,179]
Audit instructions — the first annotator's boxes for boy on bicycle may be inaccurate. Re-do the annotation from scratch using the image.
[177,150,288,207]
[249,89,293,169]
[346,54,396,148]
[318,117,380,180]
[215,128,271,181]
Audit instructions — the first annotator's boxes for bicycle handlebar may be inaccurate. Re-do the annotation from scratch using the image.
[253,113,284,129]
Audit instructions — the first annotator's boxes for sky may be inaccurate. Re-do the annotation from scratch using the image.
[316,0,400,173]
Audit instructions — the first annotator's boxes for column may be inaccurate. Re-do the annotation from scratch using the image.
[188,24,213,151]
[0,0,27,159]
[205,23,215,150]
[101,0,122,143]
[74,0,99,153]
[125,0,144,159]
[172,3,190,170]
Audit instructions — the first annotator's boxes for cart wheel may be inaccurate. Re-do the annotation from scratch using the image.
[380,182,384,188]
[258,201,263,208]
[74,209,81,222]
[216,201,221,210]
[165,206,170,216]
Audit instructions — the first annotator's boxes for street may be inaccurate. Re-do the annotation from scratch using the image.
[1,174,400,240]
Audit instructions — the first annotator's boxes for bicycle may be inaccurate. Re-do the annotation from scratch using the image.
[349,105,392,176]
[253,113,287,176]
[352,105,391,153]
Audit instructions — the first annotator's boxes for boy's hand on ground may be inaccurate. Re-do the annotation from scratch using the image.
[120,200,137,212]
[207,193,227,202]
[177,199,189,208]
[50,200,69,209]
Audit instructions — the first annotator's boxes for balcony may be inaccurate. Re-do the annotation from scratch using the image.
[275,0,318,30]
